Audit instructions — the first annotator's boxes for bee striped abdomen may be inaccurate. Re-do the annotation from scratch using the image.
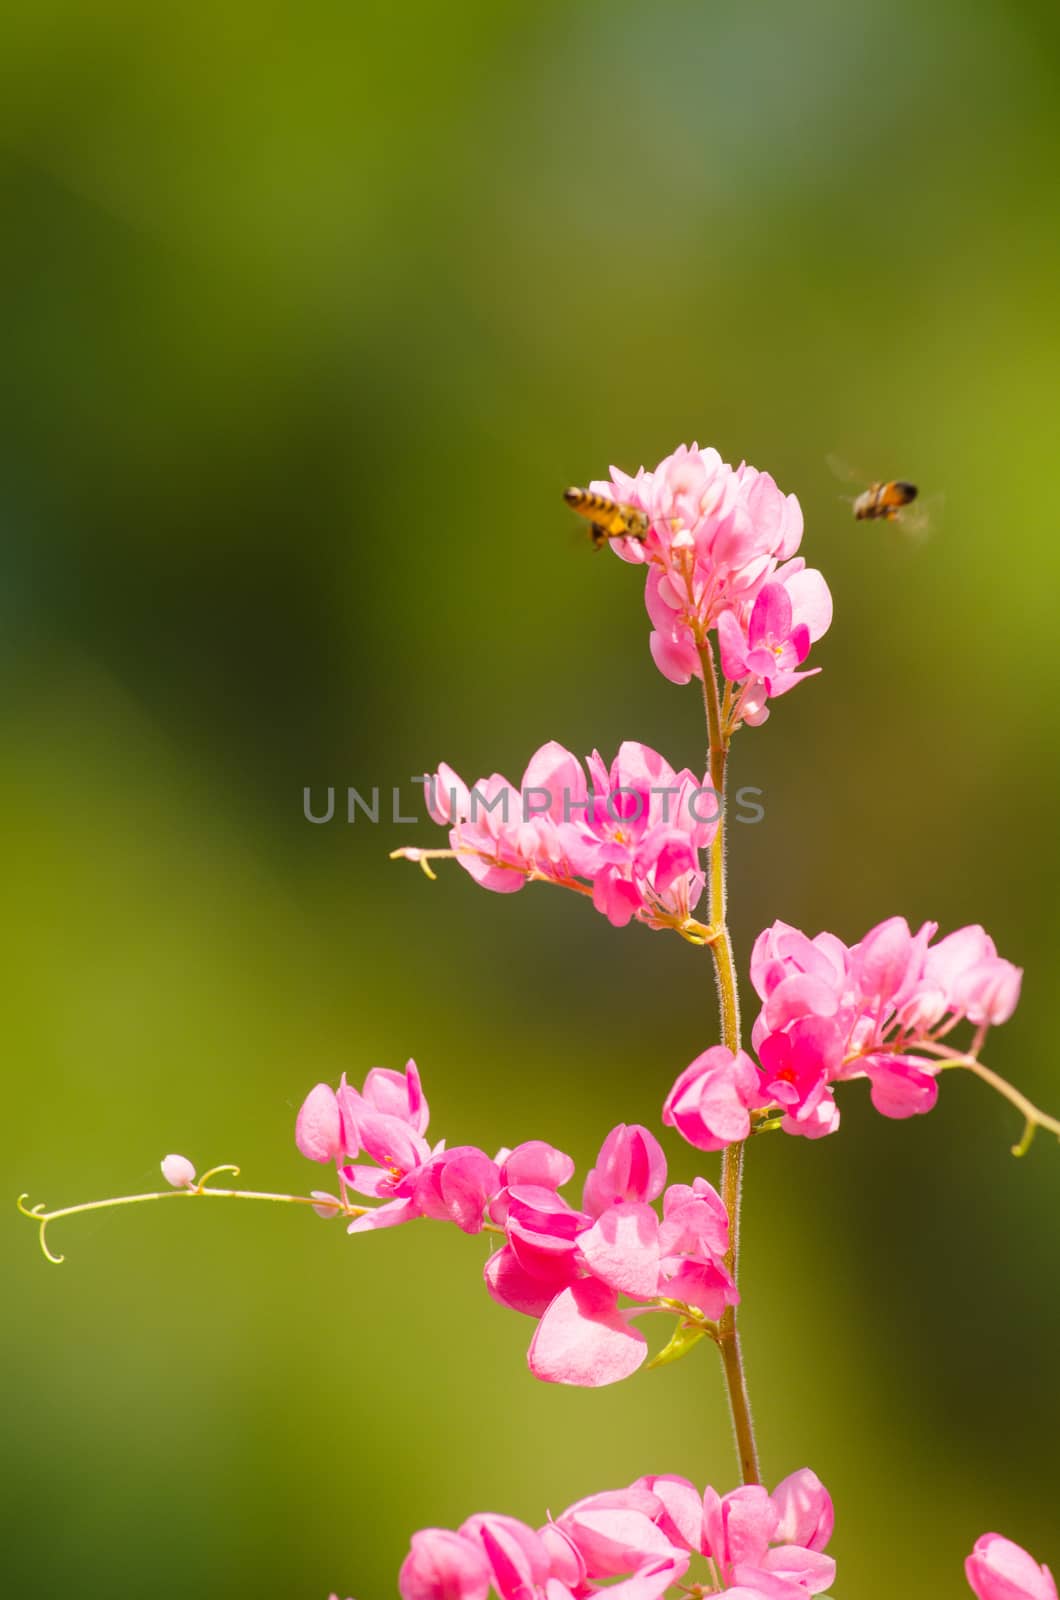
[564,487,651,548]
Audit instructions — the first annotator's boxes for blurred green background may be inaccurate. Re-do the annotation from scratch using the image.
[3,2,1059,1596]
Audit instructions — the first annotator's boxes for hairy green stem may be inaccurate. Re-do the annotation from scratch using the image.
[698,642,761,1486]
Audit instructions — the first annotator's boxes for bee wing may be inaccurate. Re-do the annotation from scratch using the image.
[897,492,943,542]
[825,453,866,487]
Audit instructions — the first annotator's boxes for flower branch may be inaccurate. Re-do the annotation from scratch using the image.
[15,1163,368,1266]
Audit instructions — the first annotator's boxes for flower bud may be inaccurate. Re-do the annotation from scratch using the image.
[161,1154,196,1189]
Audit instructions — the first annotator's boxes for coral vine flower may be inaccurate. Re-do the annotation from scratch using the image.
[966,1535,1057,1600]
[589,444,831,719]
[661,917,1023,1150]
[748,916,1022,1135]
[296,1072,734,1385]
[394,1469,835,1600]
[498,1125,736,1387]
[663,1047,765,1150]
[398,740,719,940]
[295,1061,499,1235]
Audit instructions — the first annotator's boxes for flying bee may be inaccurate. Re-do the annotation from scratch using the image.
[852,479,918,522]
[827,456,935,538]
[564,486,651,550]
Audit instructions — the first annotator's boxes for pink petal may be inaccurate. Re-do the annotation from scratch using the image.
[781,565,833,641]
[966,1535,1058,1600]
[593,1557,689,1600]
[770,1468,834,1551]
[749,583,792,648]
[649,629,697,686]
[866,1056,939,1119]
[556,1506,680,1578]
[483,1247,575,1317]
[578,1202,661,1297]
[632,1474,703,1552]
[528,1280,648,1387]
[295,1084,344,1164]
[759,1544,837,1594]
[717,608,751,681]
[398,1530,491,1600]
[501,1141,575,1192]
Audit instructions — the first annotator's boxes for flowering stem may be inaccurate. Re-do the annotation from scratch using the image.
[697,642,760,1487]
[920,1046,1060,1155]
[16,1175,367,1265]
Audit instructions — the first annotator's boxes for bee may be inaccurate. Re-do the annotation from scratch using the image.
[564,487,650,550]
[827,456,934,537]
[852,480,919,522]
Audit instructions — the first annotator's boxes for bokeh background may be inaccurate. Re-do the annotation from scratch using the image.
[3,2,1059,1596]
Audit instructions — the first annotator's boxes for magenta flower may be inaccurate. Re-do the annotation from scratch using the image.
[587,444,831,713]
[663,1047,765,1150]
[662,914,1024,1152]
[485,1123,734,1386]
[394,1469,835,1600]
[582,1123,668,1215]
[715,569,832,728]
[399,1528,493,1600]
[966,1535,1057,1600]
[745,915,1022,1137]
[293,1066,735,1385]
[402,740,719,940]
[295,1061,503,1235]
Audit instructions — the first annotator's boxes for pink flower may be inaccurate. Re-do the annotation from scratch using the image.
[399,1528,492,1600]
[699,1481,835,1597]
[715,574,830,728]
[663,1047,764,1149]
[582,1124,667,1216]
[483,1123,734,1386]
[555,1490,687,1578]
[458,1514,554,1600]
[740,915,1023,1140]
[296,1061,503,1235]
[340,1059,430,1138]
[756,1019,843,1140]
[396,1471,834,1600]
[413,1147,502,1234]
[586,444,830,713]
[966,1535,1057,1600]
[769,1469,834,1552]
[408,740,719,938]
[161,1154,196,1189]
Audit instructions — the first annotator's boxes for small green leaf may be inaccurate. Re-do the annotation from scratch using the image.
[647,1321,708,1370]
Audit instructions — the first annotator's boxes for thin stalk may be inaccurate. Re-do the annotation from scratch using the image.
[17,1179,367,1265]
[919,1046,1060,1155]
[697,641,760,1486]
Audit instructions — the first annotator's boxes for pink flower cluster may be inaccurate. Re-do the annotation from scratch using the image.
[295,1061,501,1234]
[296,1068,736,1388]
[490,1124,736,1388]
[422,740,718,932]
[665,917,1022,1147]
[397,1467,835,1600]
[967,1534,1056,1600]
[594,445,832,723]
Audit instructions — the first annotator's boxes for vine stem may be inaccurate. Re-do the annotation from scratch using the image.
[698,642,761,1487]
[917,1045,1060,1154]
[16,1176,368,1265]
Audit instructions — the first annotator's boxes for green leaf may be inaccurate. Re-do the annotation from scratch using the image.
[646,1321,708,1370]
